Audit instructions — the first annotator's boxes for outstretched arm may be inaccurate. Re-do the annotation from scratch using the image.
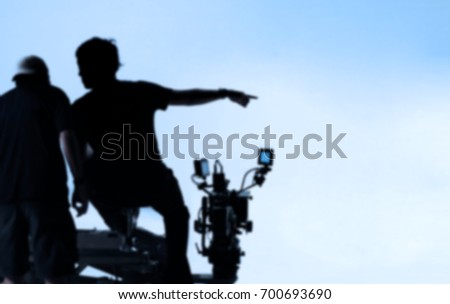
[169,88,257,108]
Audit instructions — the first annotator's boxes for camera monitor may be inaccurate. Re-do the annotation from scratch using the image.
[258,148,274,166]
[194,159,210,178]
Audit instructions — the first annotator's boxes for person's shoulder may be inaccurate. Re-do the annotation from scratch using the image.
[0,88,17,101]
[134,80,171,91]
[116,80,172,98]
[72,90,95,110]
[0,88,20,107]
[49,85,70,101]
[133,80,157,87]
[116,80,168,90]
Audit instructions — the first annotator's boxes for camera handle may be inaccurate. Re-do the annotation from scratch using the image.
[238,166,272,194]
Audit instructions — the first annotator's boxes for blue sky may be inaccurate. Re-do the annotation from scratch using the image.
[2,0,450,283]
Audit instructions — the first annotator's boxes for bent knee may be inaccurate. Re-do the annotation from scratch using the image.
[164,205,190,222]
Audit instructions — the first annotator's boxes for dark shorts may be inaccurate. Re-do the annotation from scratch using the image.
[90,166,192,282]
[0,201,77,279]
[91,167,188,233]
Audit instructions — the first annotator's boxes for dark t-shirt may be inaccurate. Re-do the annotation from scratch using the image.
[0,82,71,204]
[72,80,173,204]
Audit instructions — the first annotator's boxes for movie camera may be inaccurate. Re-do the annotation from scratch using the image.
[192,148,274,282]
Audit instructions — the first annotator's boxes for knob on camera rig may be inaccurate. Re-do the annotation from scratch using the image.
[191,148,274,283]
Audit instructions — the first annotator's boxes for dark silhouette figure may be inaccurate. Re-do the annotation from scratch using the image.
[0,56,87,283]
[71,37,255,283]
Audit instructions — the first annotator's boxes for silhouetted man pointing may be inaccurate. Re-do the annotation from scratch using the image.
[72,37,255,283]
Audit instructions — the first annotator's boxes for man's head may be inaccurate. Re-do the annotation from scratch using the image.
[13,55,50,84]
[76,37,121,88]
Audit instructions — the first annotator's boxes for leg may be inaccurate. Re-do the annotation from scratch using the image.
[90,197,139,235]
[151,169,193,283]
[0,204,29,283]
[22,201,77,283]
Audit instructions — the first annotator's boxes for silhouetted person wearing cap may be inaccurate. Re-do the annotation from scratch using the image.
[72,37,255,283]
[0,56,88,283]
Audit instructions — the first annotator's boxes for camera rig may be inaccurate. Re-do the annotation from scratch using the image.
[192,148,274,283]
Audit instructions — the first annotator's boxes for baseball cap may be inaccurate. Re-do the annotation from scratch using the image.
[13,55,49,80]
